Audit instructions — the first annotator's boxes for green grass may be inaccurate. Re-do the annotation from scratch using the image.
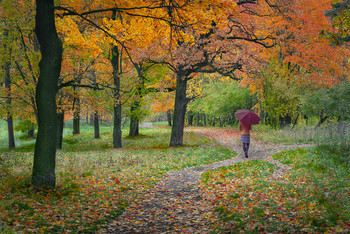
[253,121,350,146]
[0,127,236,233]
[152,121,170,127]
[0,119,126,152]
[201,145,350,232]
[1,119,349,232]
[0,120,8,148]
[0,119,35,150]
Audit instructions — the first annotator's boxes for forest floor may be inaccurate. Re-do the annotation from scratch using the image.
[100,127,314,233]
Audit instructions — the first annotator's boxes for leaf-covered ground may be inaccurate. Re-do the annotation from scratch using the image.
[0,128,234,233]
[197,128,350,233]
[1,126,349,233]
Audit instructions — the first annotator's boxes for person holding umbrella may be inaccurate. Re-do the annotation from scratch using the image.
[235,110,260,158]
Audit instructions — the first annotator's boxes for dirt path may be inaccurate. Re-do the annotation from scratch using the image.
[100,128,314,233]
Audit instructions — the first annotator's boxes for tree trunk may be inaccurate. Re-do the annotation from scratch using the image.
[111,45,122,148]
[170,75,188,146]
[28,128,35,138]
[57,111,64,149]
[94,111,100,139]
[7,115,15,148]
[167,109,172,126]
[129,117,139,137]
[73,92,80,134]
[187,111,194,126]
[90,113,94,125]
[32,0,62,188]
[292,114,299,129]
[4,61,15,149]
[113,104,122,147]
[315,115,329,129]
[129,100,140,137]
[73,112,80,134]
[195,113,201,126]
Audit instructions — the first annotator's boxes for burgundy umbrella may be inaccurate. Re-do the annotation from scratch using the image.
[235,110,260,125]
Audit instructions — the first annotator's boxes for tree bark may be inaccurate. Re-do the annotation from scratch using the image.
[32,0,62,188]
[7,115,15,148]
[73,111,80,134]
[167,109,172,126]
[57,111,64,149]
[170,75,188,146]
[187,111,194,126]
[28,128,35,138]
[4,60,15,149]
[90,113,94,125]
[73,90,80,134]
[111,45,122,148]
[94,111,100,139]
[129,102,140,137]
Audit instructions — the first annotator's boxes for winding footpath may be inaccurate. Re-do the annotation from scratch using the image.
[100,128,314,233]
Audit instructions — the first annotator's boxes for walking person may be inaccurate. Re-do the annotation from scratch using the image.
[235,109,260,158]
[239,121,251,158]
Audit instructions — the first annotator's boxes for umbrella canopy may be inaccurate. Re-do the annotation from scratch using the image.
[235,109,260,125]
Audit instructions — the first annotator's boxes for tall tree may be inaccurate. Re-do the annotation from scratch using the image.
[2,29,16,149]
[164,0,275,146]
[32,0,63,188]
[111,45,122,148]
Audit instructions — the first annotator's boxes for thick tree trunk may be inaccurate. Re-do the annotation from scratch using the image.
[111,45,122,148]
[170,75,188,146]
[129,101,140,137]
[94,111,100,139]
[32,0,62,188]
[57,111,64,149]
[167,109,172,126]
[5,61,15,149]
[7,115,15,148]
[113,104,122,147]
[129,117,139,137]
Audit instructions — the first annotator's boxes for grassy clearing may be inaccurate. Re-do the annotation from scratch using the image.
[0,127,235,233]
[253,121,350,147]
[1,119,349,232]
[201,145,350,232]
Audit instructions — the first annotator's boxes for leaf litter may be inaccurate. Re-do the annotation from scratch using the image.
[99,127,329,233]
